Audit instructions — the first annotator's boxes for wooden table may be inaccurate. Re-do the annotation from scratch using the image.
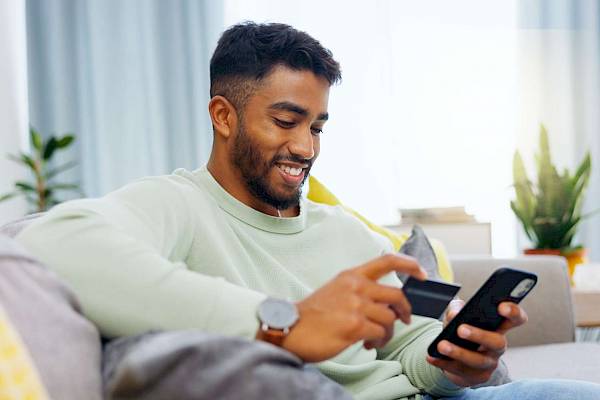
[572,263,600,327]
[572,289,600,327]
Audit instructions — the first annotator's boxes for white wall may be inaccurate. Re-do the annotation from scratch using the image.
[0,0,29,225]
[224,0,519,257]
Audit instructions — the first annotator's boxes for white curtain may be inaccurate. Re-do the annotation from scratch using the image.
[0,0,29,225]
[26,0,223,197]
[517,0,600,261]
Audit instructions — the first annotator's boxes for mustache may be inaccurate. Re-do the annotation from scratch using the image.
[271,155,314,169]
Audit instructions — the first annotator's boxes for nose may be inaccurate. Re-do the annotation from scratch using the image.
[288,127,315,160]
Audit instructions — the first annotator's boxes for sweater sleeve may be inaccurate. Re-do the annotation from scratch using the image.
[16,175,266,339]
[377,317,465,397]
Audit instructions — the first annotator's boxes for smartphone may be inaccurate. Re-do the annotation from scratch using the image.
[427,267,537,359]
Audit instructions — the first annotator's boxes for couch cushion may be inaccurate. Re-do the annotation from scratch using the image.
[0,303,49,399]
[0,213,44,238]
[503,342,600,383]
[0,234,103,400]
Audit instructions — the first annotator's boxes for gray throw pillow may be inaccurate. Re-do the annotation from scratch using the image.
[103,330,352,400]
[0,234,103,400]
[397,225,441,282]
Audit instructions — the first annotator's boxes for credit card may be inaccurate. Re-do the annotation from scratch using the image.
[402,277,461,319]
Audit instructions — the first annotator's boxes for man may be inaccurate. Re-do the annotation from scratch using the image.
[17,22,600,399]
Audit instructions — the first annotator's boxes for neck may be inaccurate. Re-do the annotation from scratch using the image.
[276,206,300,218]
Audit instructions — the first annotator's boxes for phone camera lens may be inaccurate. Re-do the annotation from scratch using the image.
[510,279,535,298]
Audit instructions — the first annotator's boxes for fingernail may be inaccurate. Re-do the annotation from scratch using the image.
[449,299,464,309]
[459,326,471,338]
[440,342,452,355]
[500,304,511,315]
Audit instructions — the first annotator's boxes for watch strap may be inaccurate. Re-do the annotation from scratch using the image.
[260,323,288,347]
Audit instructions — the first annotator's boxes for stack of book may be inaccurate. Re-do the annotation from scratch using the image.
[399,206,476,224]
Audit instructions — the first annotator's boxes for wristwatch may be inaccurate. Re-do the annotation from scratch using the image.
[257,297,299,347]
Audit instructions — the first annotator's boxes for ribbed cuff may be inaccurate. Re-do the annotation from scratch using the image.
[407,329,465,397]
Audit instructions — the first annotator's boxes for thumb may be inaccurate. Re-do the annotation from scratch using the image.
[444,298,464,326]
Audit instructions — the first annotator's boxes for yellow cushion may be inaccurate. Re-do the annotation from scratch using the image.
[307,176,454,283]
[0,305,49,400]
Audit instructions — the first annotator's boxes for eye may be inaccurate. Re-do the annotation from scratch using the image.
[311,127,324,136]
[274,118,296,129]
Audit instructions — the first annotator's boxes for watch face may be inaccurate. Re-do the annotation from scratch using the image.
[258,298,299,329]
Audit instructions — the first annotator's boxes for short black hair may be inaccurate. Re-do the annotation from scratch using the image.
[210,22,341,110]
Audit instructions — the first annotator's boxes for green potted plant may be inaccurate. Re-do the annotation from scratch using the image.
[0,127,82,212]
[511,124,595,282]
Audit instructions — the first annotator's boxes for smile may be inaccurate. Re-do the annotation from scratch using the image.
[276,164,303,176]
[275,163,307,185]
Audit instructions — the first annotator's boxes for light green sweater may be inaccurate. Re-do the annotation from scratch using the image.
[16,166,463,400]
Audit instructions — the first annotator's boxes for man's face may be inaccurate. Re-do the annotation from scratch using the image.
[229,66,330,210]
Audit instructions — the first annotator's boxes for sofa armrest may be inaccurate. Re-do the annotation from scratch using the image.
[448,255,575,347]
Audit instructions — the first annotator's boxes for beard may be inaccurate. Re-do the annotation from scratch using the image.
[230,123,312,211]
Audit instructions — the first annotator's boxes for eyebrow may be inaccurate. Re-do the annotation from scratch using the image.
[268,101,329,121]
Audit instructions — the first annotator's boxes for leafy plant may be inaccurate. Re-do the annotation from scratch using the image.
[0,127,82,212]
[511,124,595,252]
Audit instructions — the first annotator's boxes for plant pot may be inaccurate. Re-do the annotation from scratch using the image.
[524,248,562,256]
[524,248,588,285]
[562,248,588,285]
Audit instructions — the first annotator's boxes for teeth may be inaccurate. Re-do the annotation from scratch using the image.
[278,165,303,176]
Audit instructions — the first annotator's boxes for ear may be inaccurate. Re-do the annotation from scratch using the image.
[208,95,238,139]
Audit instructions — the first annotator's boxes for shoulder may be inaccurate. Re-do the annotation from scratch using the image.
[112,170,199,196]
[103,169,212,208]
[304,199,394,253]
[304,198,360,227]
[32,171,209,227]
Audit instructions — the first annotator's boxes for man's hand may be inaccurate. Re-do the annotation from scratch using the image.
[264,254,427,363]
[426,299,528,387]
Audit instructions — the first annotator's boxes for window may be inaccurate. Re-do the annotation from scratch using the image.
[225,0,519,257]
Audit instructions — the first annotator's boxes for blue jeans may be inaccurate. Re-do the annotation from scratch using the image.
[423,379,600,400]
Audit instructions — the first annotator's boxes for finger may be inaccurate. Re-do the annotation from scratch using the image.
[426,355,495,387]
[364,322,394,349]
[456,324,506,355]
[357,319,387,342]
[435,340,498,370]
[496,302,528,334]
[363,281,405,304]
[355,254,427,281]
[444,298,465,325]
[363,302,397,328]
[389,303,411,325]
[364,340,376,350]
[362,282,412,323]
[364,337,389,349]
[426,355,469,376]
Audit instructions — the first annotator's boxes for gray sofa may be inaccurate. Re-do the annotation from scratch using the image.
[0,223,351,400]
[2,215,600,398]
[451,255,600,383]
